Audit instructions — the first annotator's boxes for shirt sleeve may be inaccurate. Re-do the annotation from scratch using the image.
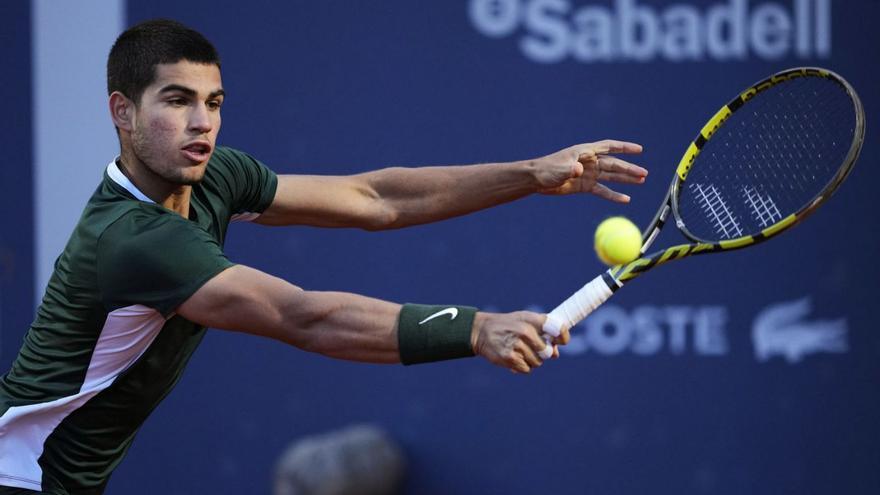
[209,146,278,219]
[97,210,235,317]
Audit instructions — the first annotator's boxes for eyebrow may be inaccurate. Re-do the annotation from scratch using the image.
[158,84,225,99]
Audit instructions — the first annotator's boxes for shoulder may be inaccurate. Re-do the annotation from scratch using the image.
[99,207,220,263]
[208,146,265,175]
[202,146,271,192]
[96,208,233,314]
[204,146,278,214]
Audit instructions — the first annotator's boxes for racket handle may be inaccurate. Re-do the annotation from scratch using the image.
[538,273,615,359]
[549,273,615,329]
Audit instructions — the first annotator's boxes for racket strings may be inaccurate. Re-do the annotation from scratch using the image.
[677,76,857,241]
[741,186,782,227]
[691,183,743,238]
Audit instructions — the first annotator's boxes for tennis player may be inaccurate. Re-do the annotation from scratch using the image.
[0,19,647,494]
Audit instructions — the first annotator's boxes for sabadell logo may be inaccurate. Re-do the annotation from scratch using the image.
[468,0,832,63]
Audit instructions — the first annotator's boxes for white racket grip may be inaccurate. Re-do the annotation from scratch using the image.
[538,343,554,360]
[539,311,565,359]
[538,274,614,360]
[549,273,614,329]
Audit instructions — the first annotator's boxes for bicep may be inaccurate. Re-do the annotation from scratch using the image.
[255,174,393,229]
[177,264,302,342]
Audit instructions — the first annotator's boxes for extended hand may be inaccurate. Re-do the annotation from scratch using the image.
[534,139,647,202]
[472,311,571,374]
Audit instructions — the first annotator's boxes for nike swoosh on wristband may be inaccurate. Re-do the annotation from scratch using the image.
[419,308,459,325]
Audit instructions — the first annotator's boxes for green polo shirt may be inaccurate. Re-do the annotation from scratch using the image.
[0,147,277,494]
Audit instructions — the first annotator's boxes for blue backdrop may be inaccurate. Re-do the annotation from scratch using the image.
[2,1,878,494]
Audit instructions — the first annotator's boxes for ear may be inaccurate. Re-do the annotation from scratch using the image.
[109,91,135,131]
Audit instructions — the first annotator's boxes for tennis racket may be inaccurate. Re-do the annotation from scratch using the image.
[539,67,865,358]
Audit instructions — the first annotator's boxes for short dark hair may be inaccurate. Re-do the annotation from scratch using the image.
[107,19,220,104]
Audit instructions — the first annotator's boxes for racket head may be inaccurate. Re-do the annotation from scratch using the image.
[670,67,865,247]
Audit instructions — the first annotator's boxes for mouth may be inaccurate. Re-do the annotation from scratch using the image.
[181,141,213,163]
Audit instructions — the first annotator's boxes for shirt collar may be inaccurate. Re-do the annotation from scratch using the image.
[106,158,155,204]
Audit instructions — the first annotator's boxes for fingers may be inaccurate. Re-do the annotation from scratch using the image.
[598,171,647,185]
[505,342,541,374]
[596,156,648,183]
[587,154,647,202]
[518,313,553,368]
[518,340,543,369]
[571,143,647,203]
[573,140,642,163]
[508,355,532,374]
[590,139,644,155]
[591,183,631,203]
[538,314,570,361]
[537,140,645,196]
[538,340,555,360]
[476,311,571,374]
[555,325,571,346]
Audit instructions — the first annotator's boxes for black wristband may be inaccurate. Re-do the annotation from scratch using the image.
[397,304,478,365]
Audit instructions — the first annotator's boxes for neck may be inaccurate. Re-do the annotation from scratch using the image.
[118,148,192,217]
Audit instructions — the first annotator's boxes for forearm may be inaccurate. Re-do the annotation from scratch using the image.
[275,292,485,365]
[275,289,403,363]
[362,160,539,229]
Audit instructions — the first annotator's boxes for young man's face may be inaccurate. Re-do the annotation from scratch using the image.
[129,60,224,185]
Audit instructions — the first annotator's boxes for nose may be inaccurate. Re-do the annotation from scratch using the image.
[188,103,213,134]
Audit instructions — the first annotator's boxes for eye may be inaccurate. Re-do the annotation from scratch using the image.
[207,99,223,111]
[168,97,188,107]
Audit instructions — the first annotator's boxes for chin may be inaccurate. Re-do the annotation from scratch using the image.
[170,166,207,185]
[180,171,207,185]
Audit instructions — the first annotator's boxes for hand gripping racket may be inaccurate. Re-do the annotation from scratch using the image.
[539,67,865,358]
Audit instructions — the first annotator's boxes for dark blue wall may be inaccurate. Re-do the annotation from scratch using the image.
[5,1,880,494]
[0,2,33,377]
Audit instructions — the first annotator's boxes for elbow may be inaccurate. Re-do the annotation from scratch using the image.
[357,170,407,231]
[360,201,401,231]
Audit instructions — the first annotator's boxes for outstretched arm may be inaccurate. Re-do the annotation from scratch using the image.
[177,265,570,373]
[255,140,647,230]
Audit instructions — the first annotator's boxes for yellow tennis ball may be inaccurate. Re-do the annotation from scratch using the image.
[594,216,642,266]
